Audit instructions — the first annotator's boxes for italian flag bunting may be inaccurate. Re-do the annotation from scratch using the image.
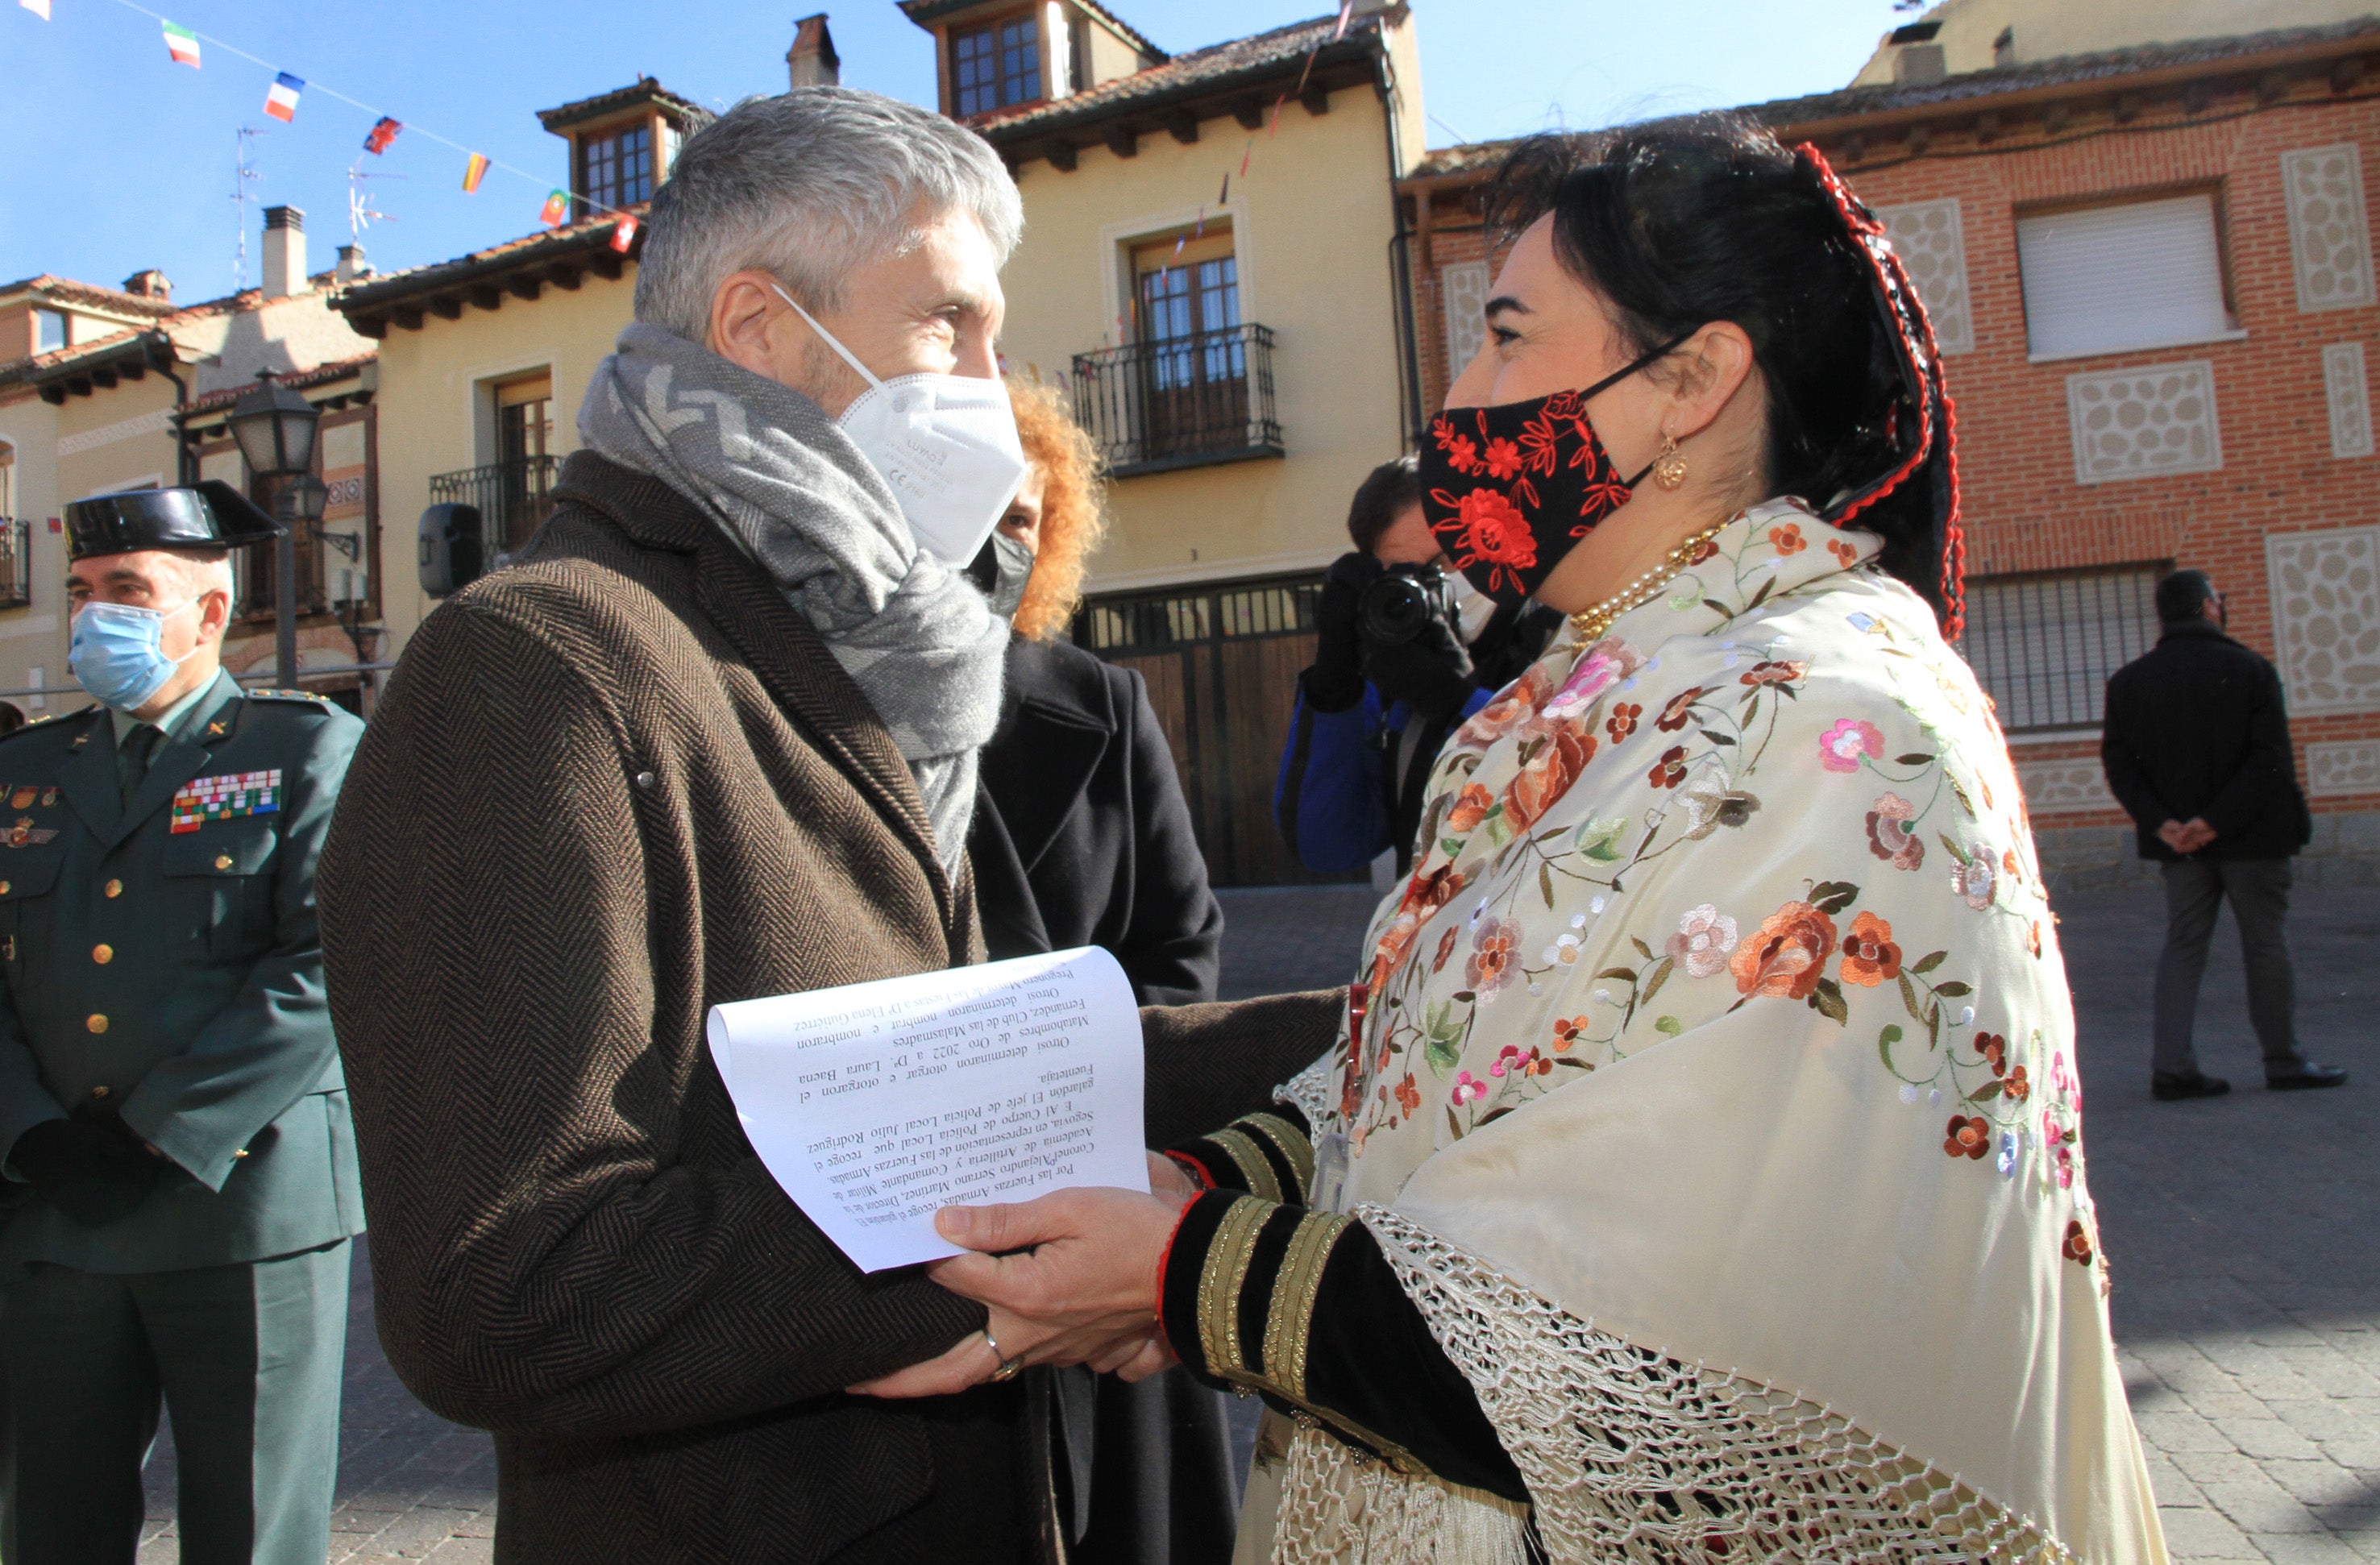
[161,20,201,67]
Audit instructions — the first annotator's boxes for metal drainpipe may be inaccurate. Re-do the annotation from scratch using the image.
[1370,39,1427,450]
[145,332,193,485]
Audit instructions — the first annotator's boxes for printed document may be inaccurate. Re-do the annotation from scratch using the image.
[708,947,1148,1271]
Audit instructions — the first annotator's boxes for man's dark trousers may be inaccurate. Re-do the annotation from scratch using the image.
[2154,858,2300,1077]
[3,1240,348,1563]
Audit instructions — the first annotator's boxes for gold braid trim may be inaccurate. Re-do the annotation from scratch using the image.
[1262,1210,1351,1402]
[1240,1111,1315,1203]
[1196,1195,1273,1380]
[1207,1127,1284,1203]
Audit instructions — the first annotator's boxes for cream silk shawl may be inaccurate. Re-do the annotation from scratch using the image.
[1249,500,2166,1564]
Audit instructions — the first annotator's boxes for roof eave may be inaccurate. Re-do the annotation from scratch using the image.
[334,219,645,335]
[979,30,1385,156]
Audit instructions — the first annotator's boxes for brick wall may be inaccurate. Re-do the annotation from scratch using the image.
[1404,64,2380,878]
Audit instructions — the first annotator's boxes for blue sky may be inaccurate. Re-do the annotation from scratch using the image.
[1,2,1915,303]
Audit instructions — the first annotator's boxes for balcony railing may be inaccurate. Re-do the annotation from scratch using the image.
[428,455,562,561]
[1070,324,1283,479]
[0,520,30,609]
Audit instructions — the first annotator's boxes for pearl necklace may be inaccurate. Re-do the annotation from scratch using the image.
[1564,521,1732,646]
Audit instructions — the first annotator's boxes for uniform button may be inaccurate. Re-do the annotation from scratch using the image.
[92,944,114,965]
[89,1085,110,1100]
[232,1148,249,1160]
[214,855,234,870]
[0,881,10,896]
[104,878,123,899]
[86,1014,108,1034]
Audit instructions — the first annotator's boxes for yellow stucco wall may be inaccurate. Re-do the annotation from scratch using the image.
[0,391,69,709]
[368,272,634,657]
[998,77,1411,592]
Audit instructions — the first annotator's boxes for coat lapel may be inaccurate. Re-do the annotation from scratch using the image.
[976,699,1107,875]
[55,710,123,845]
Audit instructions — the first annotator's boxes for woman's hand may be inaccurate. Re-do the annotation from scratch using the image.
[847,1178,1187,1398]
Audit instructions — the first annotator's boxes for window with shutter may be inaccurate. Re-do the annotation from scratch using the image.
[2017,193,2240,361]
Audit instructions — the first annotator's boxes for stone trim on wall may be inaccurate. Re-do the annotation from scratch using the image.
[2266,524,2380,716]
[2066,360,2222,484]
[1877,197,1975,355]
[2307,739,2380,797]
[2282,143,2375,315]
[2324,342,2374,461]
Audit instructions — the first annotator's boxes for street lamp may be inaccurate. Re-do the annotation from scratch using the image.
[227,372,322,686]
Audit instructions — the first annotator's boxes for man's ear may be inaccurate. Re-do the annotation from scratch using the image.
[197,587,234,645]
[708,270,789,380]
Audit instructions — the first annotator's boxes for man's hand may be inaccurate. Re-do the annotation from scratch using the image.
[2159,817,2217,853]
[9,1118,160,1228]
[1306,553,1381,712]
[1362,615,1476,722]
[846,1185,1183,1399]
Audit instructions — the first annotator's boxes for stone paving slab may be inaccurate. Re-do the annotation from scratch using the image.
[134,878,2375,1560]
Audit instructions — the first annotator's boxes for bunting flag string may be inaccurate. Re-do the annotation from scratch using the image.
[42,0,654,230]
[538,189,570,227]
[263,72,304,123]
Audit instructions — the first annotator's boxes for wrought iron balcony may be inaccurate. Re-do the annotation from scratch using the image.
[1070,324,1283,479]
[427,455,562,562]
[0,520,30,609]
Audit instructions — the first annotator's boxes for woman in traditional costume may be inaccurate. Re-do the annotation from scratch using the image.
[862,119,2168,1565]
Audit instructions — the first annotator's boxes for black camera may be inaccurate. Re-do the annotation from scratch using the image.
[1358,562,1460,646]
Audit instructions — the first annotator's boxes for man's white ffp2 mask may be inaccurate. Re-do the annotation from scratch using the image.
[771,282,1028,567]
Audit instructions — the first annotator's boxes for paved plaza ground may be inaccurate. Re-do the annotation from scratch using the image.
[139,877,2378,1562]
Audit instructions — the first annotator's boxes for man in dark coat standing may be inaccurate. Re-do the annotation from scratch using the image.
[2102,569,2347,1101]
[319,89,1333,1564]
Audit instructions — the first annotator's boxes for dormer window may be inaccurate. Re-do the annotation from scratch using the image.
[583,124,654,212]
[954,13,1042,116]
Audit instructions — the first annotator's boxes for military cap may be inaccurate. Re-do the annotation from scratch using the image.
[65,480,282,562]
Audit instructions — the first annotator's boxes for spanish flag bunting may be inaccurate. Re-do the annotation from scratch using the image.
[19,0,50,21]
[1238,139,1252,176]
[363,117,403,156]
[538,189,570,227]
[1332,0,1352,40]
[609,214,638,253]
[161,20,201,68]
[1217,172,1229,205]
[263,73,304,122]
[461,152,489,193]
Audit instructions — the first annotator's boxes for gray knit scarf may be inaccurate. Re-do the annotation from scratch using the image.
[579,322,1005,869]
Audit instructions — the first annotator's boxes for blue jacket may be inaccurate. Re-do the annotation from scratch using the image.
[1273,682,1492,874]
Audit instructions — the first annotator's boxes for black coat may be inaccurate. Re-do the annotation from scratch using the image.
[971,636,1223,1007]
[2101,619,2312,861]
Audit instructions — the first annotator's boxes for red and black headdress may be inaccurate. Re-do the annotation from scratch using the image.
[1793,142,1967,639]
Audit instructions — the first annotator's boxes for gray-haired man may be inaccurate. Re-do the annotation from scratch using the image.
[318,87,1327,1563]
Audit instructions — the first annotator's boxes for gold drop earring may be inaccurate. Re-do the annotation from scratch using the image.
[1651,436,1689,492]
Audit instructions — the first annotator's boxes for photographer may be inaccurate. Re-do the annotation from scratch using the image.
[1274,455,1562,875]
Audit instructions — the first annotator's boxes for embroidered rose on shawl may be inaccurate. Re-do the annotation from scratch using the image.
[1739,659,1807,688]
[1769,521,1807,555]
[1838,911,1902,987]
[1647,746,1688,789]
[1446,783,1497,835]
[2004,1065,2029,1102]
[1817,719,1885,774]
[1827,538,1859,568]
[1950,850,1997,910]
[1465,916,1524,998]
[1505,719,1597,831]
[1655,687,1705,733]
[1866,793,1925,870]
[1730,900,1838,1000]
[1676,762,1759,840]
[1977,1032,2008,1075]
[1665,903,1738,978]
[2062,1218,2094,1264]
[1456,666,1553,749]
[1945,1114,1992,1160]
[1541,637,1647,722]
[1404,862,1468,918]
[1451,1070,1488,1106]
[1605,704,1642,742]
[1394,1073,1421,1115]
[1550,1016,1590,1052]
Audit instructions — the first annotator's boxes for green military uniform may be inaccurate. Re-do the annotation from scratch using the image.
[0,669,364,1564]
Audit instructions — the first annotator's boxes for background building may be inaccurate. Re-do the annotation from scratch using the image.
[1402,13,2380,884]
[0,214,380,718]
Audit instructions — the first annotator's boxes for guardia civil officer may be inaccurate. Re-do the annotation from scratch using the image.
[0,482,364,1564]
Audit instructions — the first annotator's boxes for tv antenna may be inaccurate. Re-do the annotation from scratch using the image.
[231,126,267,291]
[346,158,405,245]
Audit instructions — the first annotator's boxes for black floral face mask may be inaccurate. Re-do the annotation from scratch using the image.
[1417,335,1688,606]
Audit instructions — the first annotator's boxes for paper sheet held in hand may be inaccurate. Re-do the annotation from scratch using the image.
[708,947,1148,1272]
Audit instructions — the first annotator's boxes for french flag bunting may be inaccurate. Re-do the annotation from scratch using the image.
[19,0,51,21]
[263,72,303,122]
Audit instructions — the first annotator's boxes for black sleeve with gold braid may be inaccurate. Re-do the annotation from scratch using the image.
[1168,1106,1314,1204]
[1156,1189,1528,1505]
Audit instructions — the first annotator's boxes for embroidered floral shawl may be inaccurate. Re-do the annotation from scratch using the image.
[1261,499,2165,1564]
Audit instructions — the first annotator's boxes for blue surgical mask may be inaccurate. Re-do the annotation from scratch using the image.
[69,599,197,712]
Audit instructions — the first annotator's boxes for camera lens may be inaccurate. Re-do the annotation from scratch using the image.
[1359,568,1439,645]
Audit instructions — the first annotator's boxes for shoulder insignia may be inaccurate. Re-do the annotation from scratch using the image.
[0,712,67,744]
[206,719,230,738]
[244,688,334,708]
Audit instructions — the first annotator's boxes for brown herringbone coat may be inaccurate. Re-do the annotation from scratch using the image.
[320,453,1338,1563]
